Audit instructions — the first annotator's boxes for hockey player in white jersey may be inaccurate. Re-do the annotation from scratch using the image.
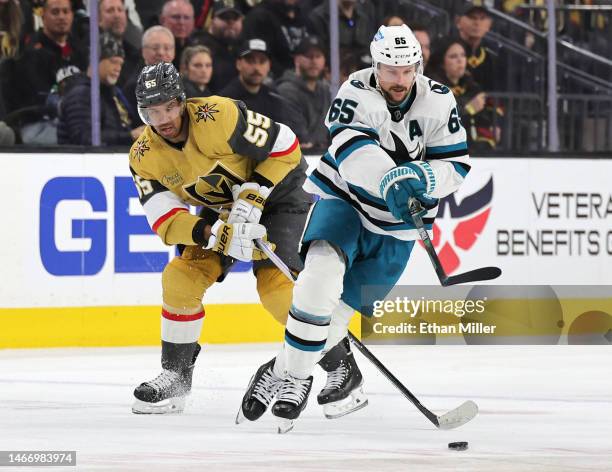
[239,24,471,432]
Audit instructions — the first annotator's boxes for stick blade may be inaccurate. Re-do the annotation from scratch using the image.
[436,400,479,430]
[444,266,502,286]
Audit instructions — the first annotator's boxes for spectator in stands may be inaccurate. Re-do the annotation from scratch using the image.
[242,0,308,78]
[427,38,501,151]
[408,23,431,69]
[58,32,143,145]
[307,0,377,69]
[276,35,330,150]
[159,0,195,69]
[99,0,141,87]
[0,0,23,59]
[180,45,213,98]
[188,0,243,94]
[14,0,88,110]
[123,25,175,113]
[220,38,305,137]
[453,1,498,92]
[338,48,359,83]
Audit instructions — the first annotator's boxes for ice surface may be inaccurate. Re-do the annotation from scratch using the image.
[1,345,611,471]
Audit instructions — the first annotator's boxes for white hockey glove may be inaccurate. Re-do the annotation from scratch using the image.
[206,218,271,261]
[227,183,271,225]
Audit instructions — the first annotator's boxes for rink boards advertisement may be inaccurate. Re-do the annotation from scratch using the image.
[0,152,611,347]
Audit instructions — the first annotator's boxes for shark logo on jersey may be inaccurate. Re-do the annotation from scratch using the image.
[381,131,423,164]
[183,162,245,206]
[424,177,493,274]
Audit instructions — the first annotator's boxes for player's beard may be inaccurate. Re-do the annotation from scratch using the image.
[383,86,409,105]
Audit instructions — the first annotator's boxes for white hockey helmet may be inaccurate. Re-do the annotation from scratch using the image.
[370,25,423,76]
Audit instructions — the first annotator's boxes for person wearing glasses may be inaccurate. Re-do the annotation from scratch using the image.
[159,0,195,70]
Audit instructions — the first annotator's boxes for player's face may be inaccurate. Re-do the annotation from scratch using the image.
[443,43,467,81]
[98,56,124,86]
[377,63,417,104]
[237,52,270,87]
[145,99,184,139]
[186,52,213,87]
[99,0,127,36]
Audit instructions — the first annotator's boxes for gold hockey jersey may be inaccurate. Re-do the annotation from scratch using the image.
[129,96,302,246]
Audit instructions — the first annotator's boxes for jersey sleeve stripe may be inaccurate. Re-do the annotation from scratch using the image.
[425,148,469,159]
[451,161,471,178]
[426,142,468,154]
[152,207,189,232]
[269,136,299,157]
[330,124,380,140]
[334,136,378,165]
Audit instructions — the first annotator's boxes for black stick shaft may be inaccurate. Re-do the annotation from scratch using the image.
[347,332,440,427]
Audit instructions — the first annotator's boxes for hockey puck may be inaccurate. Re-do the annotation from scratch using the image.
[448,441,468,451]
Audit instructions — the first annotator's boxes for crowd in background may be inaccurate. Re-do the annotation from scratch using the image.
[0,0,609,152]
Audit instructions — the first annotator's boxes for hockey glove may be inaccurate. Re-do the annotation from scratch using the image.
[206,218,268,262]
[379,161,438,223]
[228,183,271,225]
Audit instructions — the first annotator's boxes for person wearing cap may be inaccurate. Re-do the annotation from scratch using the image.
[188,0,244,94]
[220,38,306,138]
[242,0,308,78]
[453,1,498,92]
[276,35,330,151]
[57,32,143,145]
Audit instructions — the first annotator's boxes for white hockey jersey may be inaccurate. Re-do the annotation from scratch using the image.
[304,68,471,241]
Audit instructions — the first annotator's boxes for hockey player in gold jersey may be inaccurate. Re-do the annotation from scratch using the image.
[129,62,313,414]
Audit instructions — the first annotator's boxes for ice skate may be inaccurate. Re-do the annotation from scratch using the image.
[236,358,284,424]
[132,344,200,414]
[317,337,368,419]
[272,375,313,434]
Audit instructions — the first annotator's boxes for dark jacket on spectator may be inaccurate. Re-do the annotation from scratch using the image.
[219,77,306,139]
[455,36,499,92]
[242,0,308,79]
[188,30,239,94]
[15,30,88,110]
[183,78,212,99]
[307,0,376,66]
[276,70,330,150]
[57,73,136,145]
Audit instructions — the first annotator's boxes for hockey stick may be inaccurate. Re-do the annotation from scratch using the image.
[254,239,478,430]
[409,199,501,286]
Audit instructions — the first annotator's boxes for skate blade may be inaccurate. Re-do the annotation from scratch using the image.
[277,418,295,434]
[235,406,247,425]
[323,386,368,419]
[132,396,186,415]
